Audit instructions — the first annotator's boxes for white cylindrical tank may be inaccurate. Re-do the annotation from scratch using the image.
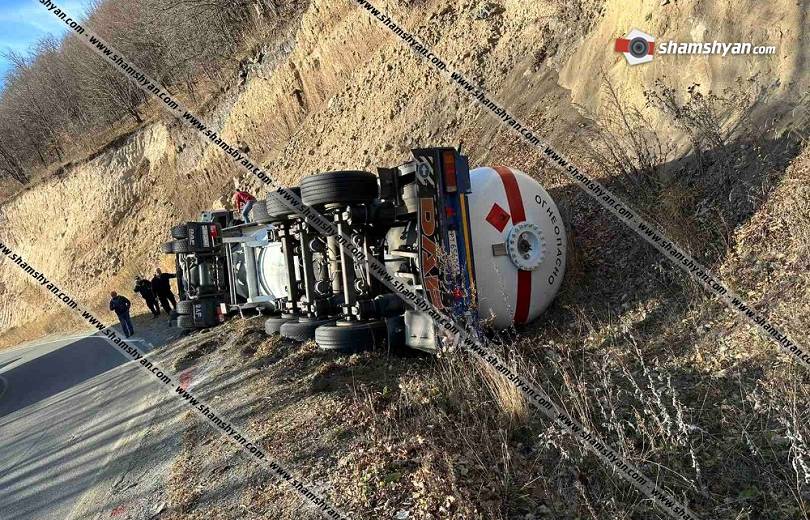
[466,166,566,329]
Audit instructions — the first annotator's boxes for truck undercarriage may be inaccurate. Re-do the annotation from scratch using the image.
[161,147,567,353]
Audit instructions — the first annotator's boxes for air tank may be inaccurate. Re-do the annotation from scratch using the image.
[466,166,566,329]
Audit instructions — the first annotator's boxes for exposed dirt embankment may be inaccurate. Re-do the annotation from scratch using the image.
[559,0,807,117]
[0,108,260,339]
[1,125,167,340]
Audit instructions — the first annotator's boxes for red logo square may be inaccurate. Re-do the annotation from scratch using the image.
[486,203,510,232]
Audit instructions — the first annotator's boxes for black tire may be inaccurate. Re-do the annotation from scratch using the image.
[176,299,195,315]
[315,320,387,353]
[170,239,209,254]
[265,315,299,335]
[160,241,175,254]
[171,224,189,239]
[251,200,270,222]
[177,298,218,323]
[265,187,301,219]
[300,171,378,207]
[172,239,191,254]
[177,315,197,330]
[280,318,336,342]
[176,300,190,315]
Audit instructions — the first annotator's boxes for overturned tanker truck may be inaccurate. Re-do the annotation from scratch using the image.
[160,147,567,353]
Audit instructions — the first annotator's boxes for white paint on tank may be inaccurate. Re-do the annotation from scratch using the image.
[466,166,566,329]
[257,241,290,300]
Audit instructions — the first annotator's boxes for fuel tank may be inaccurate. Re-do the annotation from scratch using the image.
[466,166,566,329]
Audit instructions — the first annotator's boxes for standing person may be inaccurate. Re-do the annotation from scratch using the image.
[233,189,256,223]
[109,291,134,338]
[134,275,160,318]
[152,268,177,318]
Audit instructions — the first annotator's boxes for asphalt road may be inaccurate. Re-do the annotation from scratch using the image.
[0,323,182,520]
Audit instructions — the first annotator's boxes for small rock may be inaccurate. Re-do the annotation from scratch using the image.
[395,510,410,520]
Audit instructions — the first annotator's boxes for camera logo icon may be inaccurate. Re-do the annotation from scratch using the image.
[615,29,655,65]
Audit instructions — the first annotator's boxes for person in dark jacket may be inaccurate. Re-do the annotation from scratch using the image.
[109,291,134,338]
[134,275,160,317]
[151,268,177,316]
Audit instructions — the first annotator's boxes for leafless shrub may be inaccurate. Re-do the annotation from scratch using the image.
[643,77,770,186]
[582,74,675,198]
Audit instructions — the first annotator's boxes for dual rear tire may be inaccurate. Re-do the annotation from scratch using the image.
[314,320,388,353]
[270,316,387,353]
[171,224,189,239]
[176,298,219,329]
[262,173,382,349]
[264,314,300,335]
[160,238,209,254]
[265,187,302,220]
[300,171,378,207]
[279,318,336,342]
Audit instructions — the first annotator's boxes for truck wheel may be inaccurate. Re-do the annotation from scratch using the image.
[177,298,218,323]
[264,315,299,335]
[170,239,210,254]
[176,299,194,315]
[171,224,189,239]
[300,171,378,207]
[177,315,197,330]
[160,241,175,254]
[314,320,387,353]
[251,200,270,222]
[280,318,335,341]
[172,239,191,254]
[265,187,301,219]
